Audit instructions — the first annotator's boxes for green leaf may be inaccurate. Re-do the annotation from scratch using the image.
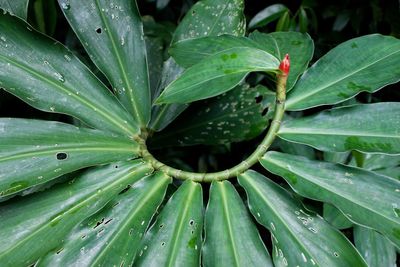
[238,170,367,267]
[203,180,273,267]
[286,34,400,110]
[170,35,257,68]
[354,226,397,267]
[170,32,314,91]
[276,138,316,159]
[135,180,203,266]
[323,203,353,229]
[38,172,171,267]
[275,11,291,32]
[0,0,28,19]
[149,58,189,131]
[171,0,245,43]
[155,47,279,104]
[260,151,400,248]
[0,161,153,266]
[278,103,400,154]
[248,4,288,29]
[0,13,138,136]
[150,0,246,131]
[298,7,309,33]
[350,153,400,171]
[248,31,314,91]
[0,119,139,198]
[60,0,151,126]
[151,84,274,147]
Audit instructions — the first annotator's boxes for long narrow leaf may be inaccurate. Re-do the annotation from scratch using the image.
[134,180,203,266]
[59,0,151,126]
[0,161,153,266]
[260,151,400,248]
[239,170,367,267]
[38,172,171,266]
[203,180,273,267]
[279,103,400,154]
[0,119,139,198]
[0,13,138,136]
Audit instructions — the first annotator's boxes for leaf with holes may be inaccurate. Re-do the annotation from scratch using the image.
[60,0,151,126]
[0,161,152,266]
[155,47,279,104]
[260,151,400,248]
[0,119,139,198]
[151,84,274,147]
[279,103,400,154]
[203,180,273,267]
[286,34,400,110]
[0,13,138,136]
[134,180,203,266]
[239,170,367,267]
[37,172,171,267]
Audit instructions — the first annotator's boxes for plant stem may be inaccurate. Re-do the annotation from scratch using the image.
[141,65,288,182]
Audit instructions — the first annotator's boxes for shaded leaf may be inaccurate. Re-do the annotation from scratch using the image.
[150,0,245,131]
[0,13,138,136]
[0,0,28,19]
[0,119,139,198]
[203,180,273,267]
[323,203,353,229]
[60,0,151,126]
[0,161,153,266]
[239,170,366,267]
[260,151,400,248]
[171,0,245,43]
[275,11,291,31]
[354,226,397,267]
[155,47,279,104]
[135,180,203,266]
[151,84,274,147]
[286,34,400,110]
[248,4,288,29]
[279,103,400,154]
[38,172,171,266]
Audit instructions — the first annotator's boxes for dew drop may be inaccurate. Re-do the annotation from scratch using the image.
[54,72,65,83]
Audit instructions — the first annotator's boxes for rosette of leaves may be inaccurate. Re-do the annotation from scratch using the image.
[0,0,399,266]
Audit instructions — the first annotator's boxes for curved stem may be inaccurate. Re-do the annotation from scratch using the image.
[141,61,288,182]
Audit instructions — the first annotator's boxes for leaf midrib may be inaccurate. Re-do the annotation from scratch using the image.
[0,54,135,136]
[94,0,144,125]
[287,49,400,107]
[0,164,151,259]
[240,174,320,266]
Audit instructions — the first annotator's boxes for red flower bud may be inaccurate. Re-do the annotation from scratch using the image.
[279,54,290,75]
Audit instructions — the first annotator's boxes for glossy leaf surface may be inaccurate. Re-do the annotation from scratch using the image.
[135,180,203,266]
[248,4,288,29]
[151,84,274,147]
[354,226,397,267]
[60,0,151,126]
[150,0,245,131]
[0,0,28,19]
[0,13,138,136]
[0,119,139,198]
[171,0,245,43]
[155,47,279,104]
[286,34,400,110]
[261,151,400,248]
[203,180,272,267]
[0,161,153,266]
[38,172,171,267]
[323,203,353,229]
[279,103,400,154]
[239,170,367,267]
